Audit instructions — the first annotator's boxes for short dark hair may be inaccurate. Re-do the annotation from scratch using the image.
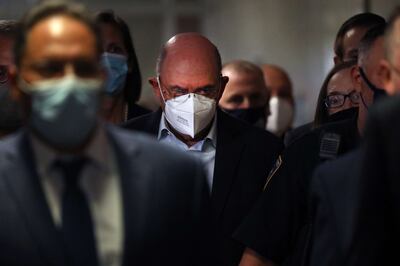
[358,23,387,67]
[95,10,142,104]
[14,0,101,68]
[334,13,386,62]
[314,60,357,128]
[384,6,400,62]
[0,20,19,38]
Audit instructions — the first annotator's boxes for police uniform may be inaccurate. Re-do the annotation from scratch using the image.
[234,110,360,265]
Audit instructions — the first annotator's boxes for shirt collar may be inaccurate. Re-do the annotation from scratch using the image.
[30,123,111,173]
[158,111,218,148]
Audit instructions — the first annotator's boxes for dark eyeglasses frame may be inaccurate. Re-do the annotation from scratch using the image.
[324,90,360,108]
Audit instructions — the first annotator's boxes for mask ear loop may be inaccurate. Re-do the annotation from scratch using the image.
[157,76,167,103]
[359,93,369,111]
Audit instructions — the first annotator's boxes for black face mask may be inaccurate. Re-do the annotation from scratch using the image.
[326,107,358,124]
[359,67,387,102]
[0,83,23,131]
[224,106,266,126]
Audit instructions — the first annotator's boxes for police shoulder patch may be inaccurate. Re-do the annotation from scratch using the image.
[263,155,283,191]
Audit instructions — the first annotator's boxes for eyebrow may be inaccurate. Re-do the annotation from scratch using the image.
[194,85,216,91]
[169,86,189,91]
[327,89,356,96]
[168,84,216,91]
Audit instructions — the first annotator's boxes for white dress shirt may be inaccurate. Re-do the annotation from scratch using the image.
[30,126,123,266]
[158,113,217,190]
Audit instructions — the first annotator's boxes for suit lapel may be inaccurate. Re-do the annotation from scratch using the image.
[106,127,154,266]
[211,110,246,220]
[3,132,68,266]
[141,109,162,136]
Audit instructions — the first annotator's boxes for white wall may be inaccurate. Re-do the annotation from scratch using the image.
[202,0,364,125]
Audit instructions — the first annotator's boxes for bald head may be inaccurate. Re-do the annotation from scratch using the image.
[381,7,400,95]
[262,64,293,104]
[156,33,222,77]
[385,10,400,64]
[149,32,228,142]
[220,60,268,110]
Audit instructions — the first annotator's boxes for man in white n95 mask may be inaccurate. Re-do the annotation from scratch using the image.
[122,32,283,266]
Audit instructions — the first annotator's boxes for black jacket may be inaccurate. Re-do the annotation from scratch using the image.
[122,108,283,266]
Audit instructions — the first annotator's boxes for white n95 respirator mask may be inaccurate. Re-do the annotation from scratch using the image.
[158,79,216,138]
[266,96,294,137]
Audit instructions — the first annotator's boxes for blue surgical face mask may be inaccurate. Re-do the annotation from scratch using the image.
[19,75,102,148]
[101,52,128,96]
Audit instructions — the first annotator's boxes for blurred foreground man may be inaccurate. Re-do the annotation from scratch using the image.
[219,60,269,128]
[123,33,282,266]
[0,20,22,138]
[0,1,214,266]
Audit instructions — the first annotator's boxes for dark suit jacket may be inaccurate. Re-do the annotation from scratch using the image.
[127,103,151,120]
[0,125,215,266]
[122,108,283,266]
[308,150,362,266]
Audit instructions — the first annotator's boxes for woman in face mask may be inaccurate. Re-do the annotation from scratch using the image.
[95,10,150,124]
[314,60,359,128]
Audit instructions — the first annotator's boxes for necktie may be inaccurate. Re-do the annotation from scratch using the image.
[54,157,99,266]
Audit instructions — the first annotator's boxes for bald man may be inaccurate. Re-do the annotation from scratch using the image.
[123,33,283,266]
[219,60,269,128]
[262,64,294,137]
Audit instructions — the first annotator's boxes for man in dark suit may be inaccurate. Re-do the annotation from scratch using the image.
[122,33,283,266]
[0,1,215,265]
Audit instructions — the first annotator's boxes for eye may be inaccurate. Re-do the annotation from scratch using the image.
[106,43,126,55]
[195,86,218,97]
[0,65,8,84]
[32,61,64,78]
[74,60,100,78]
[171,87,188,97]
[327,95,343,107]
[228,95,244,104]
[349,91,360,102]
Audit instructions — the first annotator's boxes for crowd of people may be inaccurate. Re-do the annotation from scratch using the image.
[0,0,398,266]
